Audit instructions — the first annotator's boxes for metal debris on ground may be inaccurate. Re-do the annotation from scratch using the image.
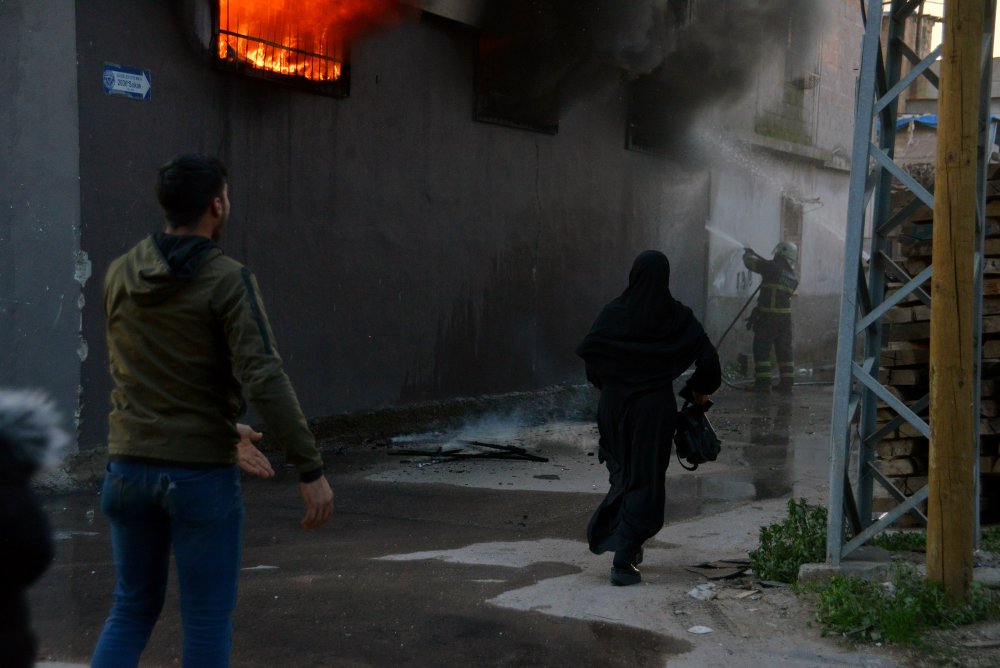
[684,559,751,579]
[388,440,548,464]
[456,440,549,462]
[390,432,445,444]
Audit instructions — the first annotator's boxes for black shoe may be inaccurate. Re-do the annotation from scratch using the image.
[776,380,793,395]
[753,382,772,394]
[610,565,641,586]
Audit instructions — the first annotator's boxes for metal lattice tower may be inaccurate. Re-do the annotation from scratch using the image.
[827,0,996,564]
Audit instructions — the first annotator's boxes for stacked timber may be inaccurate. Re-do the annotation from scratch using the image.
[876,164,1000,521]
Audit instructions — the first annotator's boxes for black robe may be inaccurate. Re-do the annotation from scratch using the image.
[577,250,721,554]
[0,485,53,668]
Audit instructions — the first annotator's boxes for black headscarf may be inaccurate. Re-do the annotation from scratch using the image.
[576,250,707,394]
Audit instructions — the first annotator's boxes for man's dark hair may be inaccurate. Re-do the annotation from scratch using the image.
[155,154,228,228]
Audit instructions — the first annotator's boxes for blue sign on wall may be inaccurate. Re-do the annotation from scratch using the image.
[102,64,151,101]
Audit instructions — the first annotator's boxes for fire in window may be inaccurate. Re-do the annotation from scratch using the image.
[214,0,406,95]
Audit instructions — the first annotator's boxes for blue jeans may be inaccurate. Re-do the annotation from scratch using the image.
[91,461,244,668]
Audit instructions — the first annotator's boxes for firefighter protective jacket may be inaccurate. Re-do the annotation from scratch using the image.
[743,250,798,314]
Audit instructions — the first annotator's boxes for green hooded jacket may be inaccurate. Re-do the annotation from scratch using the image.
[104,233,323,477]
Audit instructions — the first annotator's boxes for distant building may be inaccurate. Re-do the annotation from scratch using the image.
[702,0,863,376]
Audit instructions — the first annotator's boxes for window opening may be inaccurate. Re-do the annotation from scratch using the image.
[214,0,405,96]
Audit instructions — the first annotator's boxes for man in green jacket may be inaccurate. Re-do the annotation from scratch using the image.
[91,154,334,668]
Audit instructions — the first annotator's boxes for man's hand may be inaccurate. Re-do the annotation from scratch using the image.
[299,476,334,530]
[692,392,711,406]
[236,423,275,479]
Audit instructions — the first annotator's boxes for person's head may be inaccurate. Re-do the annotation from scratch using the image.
[155,154,230,240]
[629,250,670,288]
[772,241,798,265]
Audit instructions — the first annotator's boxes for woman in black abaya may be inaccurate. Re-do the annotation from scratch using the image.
[577,250,721,586]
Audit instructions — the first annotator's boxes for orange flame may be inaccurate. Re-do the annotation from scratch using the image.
[217,0,408,82]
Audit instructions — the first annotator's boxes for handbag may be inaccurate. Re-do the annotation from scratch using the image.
[673,399,721,471]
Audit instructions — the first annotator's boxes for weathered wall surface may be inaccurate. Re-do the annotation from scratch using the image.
[0,0,83,428]
[702,0,861,372]
[704,160,849,370]
[73,4,710,448]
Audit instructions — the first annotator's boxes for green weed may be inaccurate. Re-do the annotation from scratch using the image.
[870,530,927,552]
[813,564,1000,645]
[982,526,1000,552]
[749,504,1000,647]
[870,527,1000,553]
[749,498,828,583]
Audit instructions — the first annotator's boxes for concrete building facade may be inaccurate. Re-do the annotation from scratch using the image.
[701,0,862,375]
[2,0,862,451]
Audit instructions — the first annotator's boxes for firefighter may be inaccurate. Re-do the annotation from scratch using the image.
[743,241,798,393]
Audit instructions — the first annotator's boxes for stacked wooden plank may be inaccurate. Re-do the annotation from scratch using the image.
[874,165,1000,521]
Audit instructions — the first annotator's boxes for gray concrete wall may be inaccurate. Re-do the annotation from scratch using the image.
[74,4,711,448]
[0,1,83,431]
[704,158,849,371]
[702,0,860,373]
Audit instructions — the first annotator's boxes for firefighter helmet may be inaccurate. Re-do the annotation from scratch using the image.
[772,241,798,265]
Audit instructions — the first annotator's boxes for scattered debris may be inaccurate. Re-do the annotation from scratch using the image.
[962,639,1000,649]
[242,565,279,571]
[457,440,549,462]
[684,559,751,579]
[735,589,761,599]
[687,625,714,635]
[688,583,718,601]
[388,440,548,463]
[534,474,560,480]
[390,447,463,457]
[390,432,445,444]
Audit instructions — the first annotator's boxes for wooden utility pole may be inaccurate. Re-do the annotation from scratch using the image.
[927,0,987,602]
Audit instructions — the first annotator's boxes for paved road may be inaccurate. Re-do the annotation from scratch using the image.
[29,385,900,667]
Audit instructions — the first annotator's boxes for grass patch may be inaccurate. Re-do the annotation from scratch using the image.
[749,498,827,583]
[869,530,927,552]
[870,527,1000,553]
[812,564,1000,645]
[749,504,1000,648]
[982,526,1000,552]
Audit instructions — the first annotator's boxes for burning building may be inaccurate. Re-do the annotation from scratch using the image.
[2,0,860,451]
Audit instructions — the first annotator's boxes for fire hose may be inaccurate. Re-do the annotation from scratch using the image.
[712,282,833,391]
[714,285,760,391]
[714,285,760,352]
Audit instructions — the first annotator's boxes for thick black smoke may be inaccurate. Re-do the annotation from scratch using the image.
[478,0,824,155]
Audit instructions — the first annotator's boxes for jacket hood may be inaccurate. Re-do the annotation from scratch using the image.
[121,233,222,306]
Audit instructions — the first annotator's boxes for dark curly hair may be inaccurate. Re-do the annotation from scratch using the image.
[155,154,228,229]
